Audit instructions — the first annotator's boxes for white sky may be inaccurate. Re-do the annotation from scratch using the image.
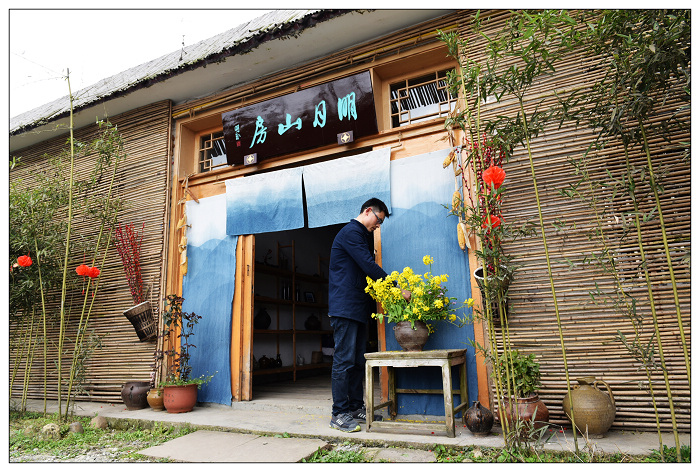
[7,6,276,118]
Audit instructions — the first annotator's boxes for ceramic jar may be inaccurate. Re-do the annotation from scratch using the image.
[464,401,494,436]
[120,381,150,410]
[147,387,165,411]
[562,376,615,438]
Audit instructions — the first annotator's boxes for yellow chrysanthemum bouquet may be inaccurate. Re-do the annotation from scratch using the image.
[365,255,470,331]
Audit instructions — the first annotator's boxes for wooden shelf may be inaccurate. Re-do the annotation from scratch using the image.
[254,295,293,305]
[253,240,332,382]
[254,329,332,335]
[254,329,294,335]
[253,362,331,376]
[296,329,332,335]
[253,295,327,310]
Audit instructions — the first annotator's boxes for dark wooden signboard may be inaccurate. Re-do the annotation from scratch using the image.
[222,71,378,166]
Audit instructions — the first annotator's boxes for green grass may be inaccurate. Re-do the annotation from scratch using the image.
[430,443,691,463]
[303,448,369,463]
[10,411,195,462]
[11,411,690,463]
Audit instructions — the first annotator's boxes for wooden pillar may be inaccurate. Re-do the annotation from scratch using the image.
[231,235,255,401]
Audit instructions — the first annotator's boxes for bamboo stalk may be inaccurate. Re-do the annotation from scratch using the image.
[636,122,684,459]
[519,96,579,452]
[57,71,76,417]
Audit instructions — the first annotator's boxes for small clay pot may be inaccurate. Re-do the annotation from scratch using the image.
[147,388,165,411]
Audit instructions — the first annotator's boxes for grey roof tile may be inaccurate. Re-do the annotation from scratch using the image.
[10,9,319,133]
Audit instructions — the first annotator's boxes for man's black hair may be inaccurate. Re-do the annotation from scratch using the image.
[361,198,390,217]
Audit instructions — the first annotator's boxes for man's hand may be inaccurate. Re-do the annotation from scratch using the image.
[402,290,411,301]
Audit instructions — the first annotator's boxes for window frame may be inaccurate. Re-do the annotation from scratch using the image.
[388,68,457,129]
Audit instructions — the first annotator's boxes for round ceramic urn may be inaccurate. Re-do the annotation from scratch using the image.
[562,376,615,438]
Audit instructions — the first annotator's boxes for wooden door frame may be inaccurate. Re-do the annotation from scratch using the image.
[373,228,390,401]
[231,235,255,401]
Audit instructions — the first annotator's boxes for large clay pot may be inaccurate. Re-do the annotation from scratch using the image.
[501,394,549,430]
[120,381,150,410]
[393,320,429,351]
[147,388,165,411]
[163,383,198,413]
[562,376,616,438]
[464,400,494,436]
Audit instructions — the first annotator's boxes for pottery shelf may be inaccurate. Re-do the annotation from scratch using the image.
[254,329,332,335]
[253,362,333,376]
[253,240,331,382]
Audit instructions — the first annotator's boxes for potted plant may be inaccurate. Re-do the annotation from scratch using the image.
[158,294,214,413]
[495,349,549,430]
[114,222,156,342]
[365,255,469,351]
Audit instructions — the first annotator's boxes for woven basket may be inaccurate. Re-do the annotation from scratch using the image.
[123,301,157,342]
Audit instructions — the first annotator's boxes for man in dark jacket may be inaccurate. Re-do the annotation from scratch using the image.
[327,198,409,432]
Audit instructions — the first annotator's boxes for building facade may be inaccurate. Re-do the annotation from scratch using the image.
[9,10,690,432]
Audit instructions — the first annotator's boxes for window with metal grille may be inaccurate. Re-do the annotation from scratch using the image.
[389,69,457,128]
[198,131,228,173]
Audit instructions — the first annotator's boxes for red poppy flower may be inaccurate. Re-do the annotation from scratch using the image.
[87,266,101,278]
[76,264,90,276]
[17,255,33,267]
[482,215,502,229]
[482,165,506,190]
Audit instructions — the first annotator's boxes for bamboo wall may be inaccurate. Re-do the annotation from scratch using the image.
[9,100,172,404]
[456,11,691,432]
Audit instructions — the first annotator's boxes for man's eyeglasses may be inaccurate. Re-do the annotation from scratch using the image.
[370,208,384,225]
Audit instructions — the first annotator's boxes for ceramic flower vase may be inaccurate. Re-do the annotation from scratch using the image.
[393,320,429,351]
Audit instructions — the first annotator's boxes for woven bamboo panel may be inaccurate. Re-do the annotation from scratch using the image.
[9,100,171,403]
[456,11,690,432]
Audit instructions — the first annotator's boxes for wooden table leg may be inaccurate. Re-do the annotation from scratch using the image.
[459,360,468,423]
[366,362,374,432]
[388,366,397,418]
[442,361,455,438]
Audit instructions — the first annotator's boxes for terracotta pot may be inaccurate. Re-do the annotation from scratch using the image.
[393,320,429,351]
[464,400,494,436]
[147,388,165,411]
[163,383,198,413]
[562,376,616,438]
[120,381,150,410]
[501,394,549,430]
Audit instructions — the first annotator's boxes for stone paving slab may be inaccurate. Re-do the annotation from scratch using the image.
[138,430,328,462]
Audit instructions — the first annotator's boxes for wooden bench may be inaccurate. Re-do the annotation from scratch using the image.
[364,349,469,438]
